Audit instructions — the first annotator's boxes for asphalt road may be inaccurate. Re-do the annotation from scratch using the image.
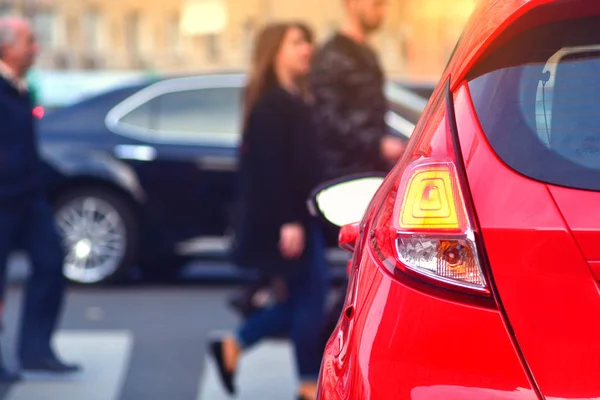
[0,258,343,400]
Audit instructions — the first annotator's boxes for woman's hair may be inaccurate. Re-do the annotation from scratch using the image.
[242,22,313,132]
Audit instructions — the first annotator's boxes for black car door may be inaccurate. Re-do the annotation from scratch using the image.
[106,76,243,242]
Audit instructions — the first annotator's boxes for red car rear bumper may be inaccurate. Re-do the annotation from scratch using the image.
[317,254,539,400]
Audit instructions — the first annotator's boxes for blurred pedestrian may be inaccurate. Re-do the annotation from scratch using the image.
[310,0,406,345]
[209,22,328,400]
[311,0,405,179]
[0,16,80,380]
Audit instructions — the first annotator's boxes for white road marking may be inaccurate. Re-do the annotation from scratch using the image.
[6,330,133,400]
[198,341,297,400]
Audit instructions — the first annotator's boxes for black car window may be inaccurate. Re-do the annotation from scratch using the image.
[117,86,242,144]
[154,87,241,141]
[467,16,600,191]
[119,98,154,130]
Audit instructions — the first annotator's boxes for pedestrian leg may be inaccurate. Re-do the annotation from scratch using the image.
[18,198,78,372]
[288,226,330,399]
[236,299,293,348]
[0,206,21,381]
[209,284,294,395]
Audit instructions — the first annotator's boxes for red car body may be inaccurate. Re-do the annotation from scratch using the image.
[317,1,600,399]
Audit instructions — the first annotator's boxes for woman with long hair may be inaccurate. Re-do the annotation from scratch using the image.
[208,22,328,400]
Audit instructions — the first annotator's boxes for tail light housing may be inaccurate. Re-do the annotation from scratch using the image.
[368,83,492,302]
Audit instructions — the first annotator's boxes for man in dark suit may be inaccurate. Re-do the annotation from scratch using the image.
[0,16,80,380]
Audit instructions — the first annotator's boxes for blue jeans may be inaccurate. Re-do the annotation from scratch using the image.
[0,196,66,362]
[236,225,329,381]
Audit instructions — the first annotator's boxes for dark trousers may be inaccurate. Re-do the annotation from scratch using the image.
[236,225,330,381]
[0,196,65,362]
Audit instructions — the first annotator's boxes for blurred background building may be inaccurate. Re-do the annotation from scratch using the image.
[0,0,478,81]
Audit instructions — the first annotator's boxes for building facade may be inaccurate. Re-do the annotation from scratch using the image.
[1,0,478,80]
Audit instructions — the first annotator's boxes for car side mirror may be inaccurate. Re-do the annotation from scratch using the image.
[308,174,387,228]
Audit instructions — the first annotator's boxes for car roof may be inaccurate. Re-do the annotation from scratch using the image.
[104,73,424,139]
[45,71,425,140]
[446,0,545,87]
[446,0,597,89]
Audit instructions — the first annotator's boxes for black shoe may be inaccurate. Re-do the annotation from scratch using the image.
[208,339,236,395]
[21,356,81,374]
[0,369,21,383]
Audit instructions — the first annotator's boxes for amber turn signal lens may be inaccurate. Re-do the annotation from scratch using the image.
[397,162,465,231]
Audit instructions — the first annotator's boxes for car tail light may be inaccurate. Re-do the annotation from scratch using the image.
[369,83,491,300]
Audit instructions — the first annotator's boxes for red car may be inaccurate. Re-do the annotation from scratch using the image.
[312,0,600,399]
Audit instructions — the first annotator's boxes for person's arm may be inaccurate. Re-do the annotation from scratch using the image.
[310,48,385,161]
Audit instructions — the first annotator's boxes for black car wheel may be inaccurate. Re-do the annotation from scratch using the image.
[53,187,138,285]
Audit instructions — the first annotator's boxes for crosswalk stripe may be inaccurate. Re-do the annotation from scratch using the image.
[198,341,298,400]
[6,331,133,400]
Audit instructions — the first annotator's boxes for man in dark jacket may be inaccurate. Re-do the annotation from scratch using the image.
[310,0,406,343]
[0,16,80,380]
[311,0,405,181]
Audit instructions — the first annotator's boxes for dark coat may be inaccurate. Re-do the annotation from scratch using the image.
[310,33,390,180]
[231,86,322,277]
[0,76,42,205]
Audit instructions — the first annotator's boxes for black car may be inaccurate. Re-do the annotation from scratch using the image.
[38,73,427,285]
[390,79,436,101]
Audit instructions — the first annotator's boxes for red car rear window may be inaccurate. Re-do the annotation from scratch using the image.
[467,15,600,191]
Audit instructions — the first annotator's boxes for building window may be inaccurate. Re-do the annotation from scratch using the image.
[32,10,56,50]
[83,8,102,52]
[126,12,140,58]
[64,15,79,50]
[241,18,255,60]
[205,33,220,63]
[110,20,120,49]
[166,14,182,56]
[398,31,409,66]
